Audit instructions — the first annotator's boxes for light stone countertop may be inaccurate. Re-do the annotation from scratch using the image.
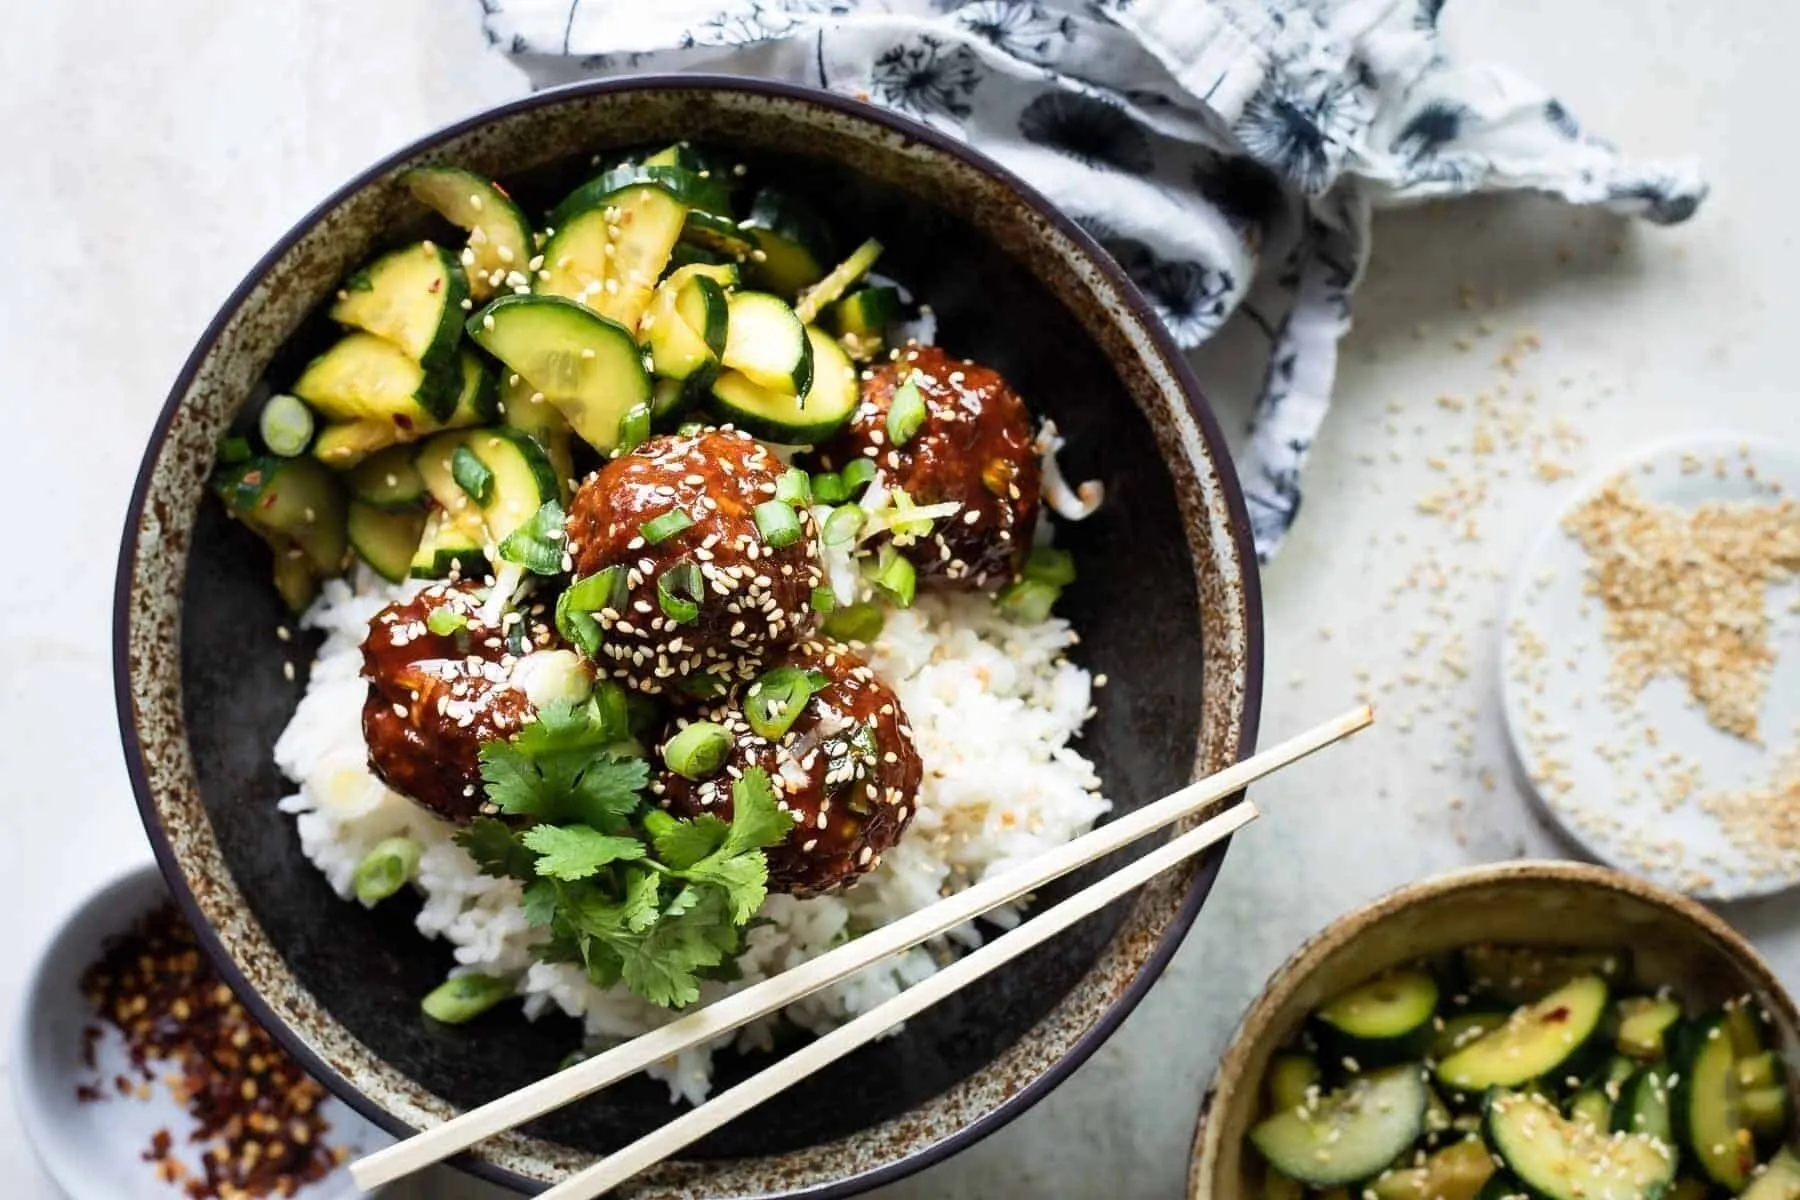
[1,2,1794,1197]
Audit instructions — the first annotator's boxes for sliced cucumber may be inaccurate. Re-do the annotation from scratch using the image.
[1618,995,1684,1062]
[1368,1137,1495,1200]
[1613,1065,1677,1155]
[741,188,831,296]
[550,162,730,229]
[270,541,319,612]
[1460,945,1630,1006]
[469,294,652,453]
[1246,1065,1428,1188]
[542,184,687,328]
[1742,1148,1800,1200]
[329,242,467,376]
[417,427,559,548]
[650,376,695,427]
[293,332,459,424]
[644,270,728,383]
[1725,996,1775,1058]
[402,166,533,302]
[1433,1012,1510,1061]
[347,445,426,510]
[709,325,857,444]
[1664,1181,1711,1200]
[1740,1052,1793,1146]
[682,209,755,260]
[824,285,902,338]
[1674,1016,1755,1191]
[1266,1053,1321,1114]
[348,501,427,583]
[1484,1089,1676,1200]
[794,238,883,324]
[1312,968,1438,1069]
[213,455,348,576]
[1567,1083,1613,1132]
[409,507,488,580]
[721,291,812,394]
[1474,1177,1527,1200]
[310,347,495,466]
[1435,975,1611,1095]
[499,373,576,499]
[536,206,611,310]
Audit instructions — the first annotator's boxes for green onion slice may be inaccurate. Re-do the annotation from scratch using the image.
[352,836,422,907]
[617,403,653,454]
[498,498,568,575]
[452,444,495,505]
[821,602,884,643]
[657,560,704,624]
[556,566,626,654]
[421,973,515,1025]
[822,505,865,548]
[839,457,877,497]
[871,544,917,608]
[640,507,694,544]
[259,393,316,458]
[1022,546,1076,587]
[810,470,847,505]
[997,578,1060,623]
[885,375,927,447]
[809,585,836,614]
[426,607,469,636]
[664,720,733,780]
[217,433,254,464]
[745,666,829,740]
[775,467,812,506]
[753,499,803,548]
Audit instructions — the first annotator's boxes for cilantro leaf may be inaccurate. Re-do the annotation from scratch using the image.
[567,756,650,831]
[521,879,560,927]
[720,768,798,858]
[682,853,770,924]
[616,890,736,1009]
[454,818,536,881]
[521,824,646,881]
[650,812,730,871]
[476,743,552,819]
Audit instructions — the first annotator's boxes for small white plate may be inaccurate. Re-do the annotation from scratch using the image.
[1500,434,1800,901]
[12,862,392,1199]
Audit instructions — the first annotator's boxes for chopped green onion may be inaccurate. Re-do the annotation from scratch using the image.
[821,602,884,643]
[452,444,494,505]
[753,499,803,548]
[421,973,515,1025]
[745,667,828,740]
[871,545,916,608]
[822,505,865,548]
[640,507,694,544]
[259,393,316,458]
[498,499,568,575]
[839,457,877,497]
[657,560,704,624]
[776,467,812,506]
[217,433,254,464]
[664,720,733,780]
[811,470,847,504]
[885,375,927,447]
[617,403,653,454]
[352,836,422,907]
[1022,546,1076,587]
[676,419,707,437]
[590,678,632,743]
[556,566,626,655]
[426,607,469,636]
[809,585,836,614]
[679,671,729,700]
[997,578,1060,623]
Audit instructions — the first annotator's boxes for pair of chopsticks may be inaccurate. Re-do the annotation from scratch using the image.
[352,705,1374,1196]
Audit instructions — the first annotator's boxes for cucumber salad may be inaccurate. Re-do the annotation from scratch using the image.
[1250,944,1798,1200]
[214,145,1102,1019]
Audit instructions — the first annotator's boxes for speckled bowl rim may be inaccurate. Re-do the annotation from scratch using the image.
[1185,859,1800,1198]
[115,74,1266,1197]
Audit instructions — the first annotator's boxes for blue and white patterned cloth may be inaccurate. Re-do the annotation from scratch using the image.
[478,0,1705,558]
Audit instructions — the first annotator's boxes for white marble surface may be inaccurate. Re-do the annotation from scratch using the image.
[1,2,1795,1197]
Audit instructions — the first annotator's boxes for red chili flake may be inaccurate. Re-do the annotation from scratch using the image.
[75,903,341,1199]
[1542,1006,1571,1024]
[429,278,443,294]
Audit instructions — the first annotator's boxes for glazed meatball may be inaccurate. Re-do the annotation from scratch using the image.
[811,344,1040,590]
[654,638,922,896]
[362,582,575,823]
[565,429,824,695]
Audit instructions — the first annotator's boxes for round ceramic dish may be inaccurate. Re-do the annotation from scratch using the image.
[1187,860,1800,1197]
[12,862,392,1199]
[114,77,1264,1196]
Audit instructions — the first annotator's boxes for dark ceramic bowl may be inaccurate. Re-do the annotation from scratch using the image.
[115,77,1263,1196]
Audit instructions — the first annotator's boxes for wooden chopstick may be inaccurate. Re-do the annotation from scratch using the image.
[541,799,1264,1198]
[350,705,1372,1191]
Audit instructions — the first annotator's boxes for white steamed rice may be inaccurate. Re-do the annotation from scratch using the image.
[274,575,1106,1104]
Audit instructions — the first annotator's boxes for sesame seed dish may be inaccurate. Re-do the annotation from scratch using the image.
[210,145,1110,1102]
[1246,943,1798,1199]
[1500,436,1800,900]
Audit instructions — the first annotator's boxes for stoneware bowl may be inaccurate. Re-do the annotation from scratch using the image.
[114,77,1264,1196]
[1187,861,1800,1197]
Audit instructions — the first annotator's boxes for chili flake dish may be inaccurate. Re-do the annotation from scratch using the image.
[212,145,1110,1103]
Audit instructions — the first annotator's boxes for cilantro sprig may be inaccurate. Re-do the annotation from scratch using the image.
[453,693,794,1009]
